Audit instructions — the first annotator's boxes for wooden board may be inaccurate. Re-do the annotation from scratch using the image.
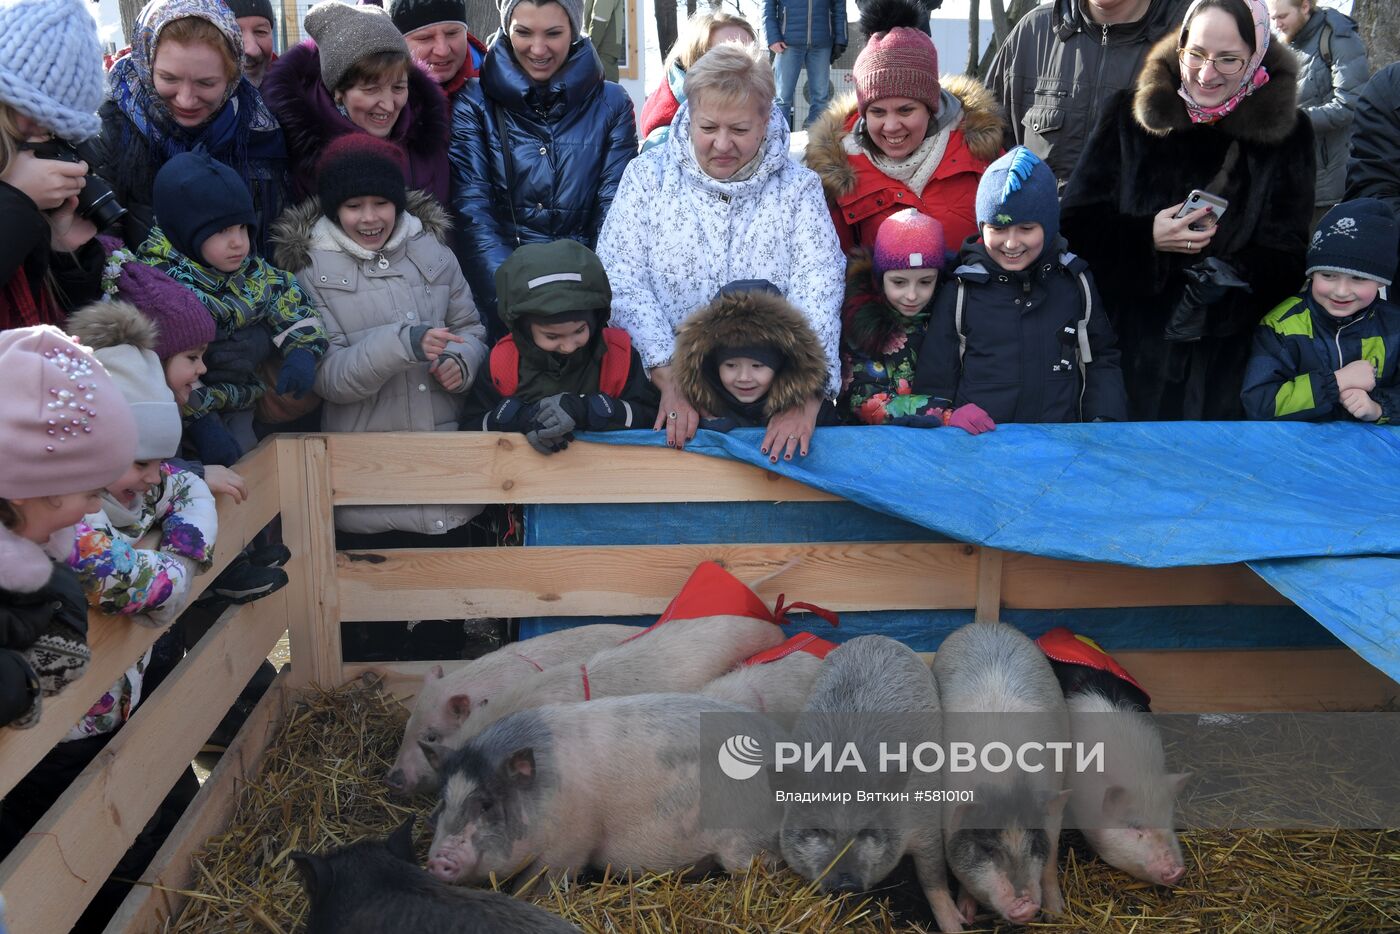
[0,441,279,799]
[325,433,839,505]
[279,435,342,688]
[104,670,290,934]
[334,541,981,621]
[0,591,287,934]
[1000,554,1289,608]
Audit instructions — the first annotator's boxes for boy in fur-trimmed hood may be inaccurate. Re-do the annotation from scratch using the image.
[673,281,840,435]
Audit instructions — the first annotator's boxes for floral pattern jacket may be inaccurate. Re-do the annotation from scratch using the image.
[839,250,939,424]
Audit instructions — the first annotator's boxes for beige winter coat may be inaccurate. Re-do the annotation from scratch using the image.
[274,192,489,536]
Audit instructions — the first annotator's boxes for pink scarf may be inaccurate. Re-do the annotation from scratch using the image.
[1176,0,1271,125]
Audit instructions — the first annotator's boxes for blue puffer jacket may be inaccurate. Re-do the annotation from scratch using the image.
[763,0,847,49]
[912,240,1128,424]
[1240,290,1400,423]
[449,38,637,334]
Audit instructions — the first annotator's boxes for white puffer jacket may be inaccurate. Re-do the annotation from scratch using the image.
[596,103,844,396]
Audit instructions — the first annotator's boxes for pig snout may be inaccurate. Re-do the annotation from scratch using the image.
[1004,894,1041,924]
[427,853,462,882]
[1155,859,1186,886]
[384,767,407,794]
[827,872,863,894]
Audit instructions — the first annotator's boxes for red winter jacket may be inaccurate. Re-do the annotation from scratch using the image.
[804,77,1005,254]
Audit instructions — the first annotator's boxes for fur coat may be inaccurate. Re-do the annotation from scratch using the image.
[1060,34,1315,420]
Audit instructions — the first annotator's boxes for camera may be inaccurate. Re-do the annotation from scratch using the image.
[22,138,127,231]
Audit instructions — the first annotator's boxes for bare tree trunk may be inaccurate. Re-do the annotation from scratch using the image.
[119,0,142,47]
[1353,0,1400,70]
[657,0,679,62]
[967,0,981,77]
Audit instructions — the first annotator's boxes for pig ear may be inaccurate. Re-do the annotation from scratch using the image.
[419,739,452,774]
[948,801,972,834]
[290,851,332,899]
[447,693,472,722]
[429,665,445,681]
[504,748,536,787]
[1043,788,1072,820]
[387,816,416,862]
[1101,785,1130,821]
[1165,772,1191,796]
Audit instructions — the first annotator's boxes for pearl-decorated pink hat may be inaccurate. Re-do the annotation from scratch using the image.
[0,326,138,500]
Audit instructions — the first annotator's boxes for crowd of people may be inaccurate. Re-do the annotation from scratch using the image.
[0,0,1396,925]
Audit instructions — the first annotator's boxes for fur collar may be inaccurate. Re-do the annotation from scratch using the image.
[0,523,72,593]
[805,75,1005,202]
[271,190,452,272]
[1133,33,1301,145]
[261,42,450,168]
[673,290,830,419]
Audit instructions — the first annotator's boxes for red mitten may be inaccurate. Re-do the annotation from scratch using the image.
[947,403,996,435]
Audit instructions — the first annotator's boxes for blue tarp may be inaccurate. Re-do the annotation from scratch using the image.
[569,423,1400,683]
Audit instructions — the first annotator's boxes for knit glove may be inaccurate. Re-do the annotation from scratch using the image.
[525,395,577,453]
[830,43,847,64]
[947,403,996,435]
[275,348,317,399]
[21,619,91,698]
[202,327,275,385]
[188,414,244,467]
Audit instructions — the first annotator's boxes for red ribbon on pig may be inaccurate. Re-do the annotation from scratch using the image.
[1035,626,1149,701]
[771,595,839,628]
[742,632,838,666]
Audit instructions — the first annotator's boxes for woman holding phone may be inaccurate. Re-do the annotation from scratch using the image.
[1061,0,1314,420]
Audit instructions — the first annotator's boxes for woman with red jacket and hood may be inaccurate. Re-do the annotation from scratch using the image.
[261,0,451,203]
[805,0,1004,255]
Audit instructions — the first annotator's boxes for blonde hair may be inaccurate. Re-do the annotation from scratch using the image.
[0,103,22,179]
[685,42,774,115]
[666,9,758,72]
[156,16,241,84]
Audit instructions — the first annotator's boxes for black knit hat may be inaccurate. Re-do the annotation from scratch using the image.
[153,150,257,262]
[226,0,275,24]
[389,0,467,34]
[1307,198,1399,287]
[316,134,409,217]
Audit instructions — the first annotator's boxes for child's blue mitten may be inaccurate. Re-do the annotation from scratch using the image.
[276,349,317,398]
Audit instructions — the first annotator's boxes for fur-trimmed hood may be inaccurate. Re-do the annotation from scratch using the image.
[64,301,158,355]
[1133,32,1301,145]
[805,75,1005,202]
[0,523,74,594]
[270,189,452,272]
[673,290,830,419]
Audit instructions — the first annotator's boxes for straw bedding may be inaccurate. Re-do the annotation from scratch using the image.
[165,681,1400,933]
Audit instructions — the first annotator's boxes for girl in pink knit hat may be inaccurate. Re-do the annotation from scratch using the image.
[805,0,1005,255]
[0,326,137,729]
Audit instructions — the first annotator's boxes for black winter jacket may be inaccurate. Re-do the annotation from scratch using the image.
[448,38,636,332]
[1346,63,1400,285]
[0,527,89,728]
[986,0,1190,185]
[0,182,105,328]
[1061,35,1314,421]
[912,241,1128,424]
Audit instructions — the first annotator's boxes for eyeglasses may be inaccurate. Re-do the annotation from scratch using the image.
[1178,48,1248,76]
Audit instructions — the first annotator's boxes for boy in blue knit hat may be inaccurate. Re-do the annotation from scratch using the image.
[914,146,1127,424]
[1242,198,1400,423]
[138,151,329,465]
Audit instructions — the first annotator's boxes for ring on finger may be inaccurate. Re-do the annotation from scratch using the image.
[668,411,678,420]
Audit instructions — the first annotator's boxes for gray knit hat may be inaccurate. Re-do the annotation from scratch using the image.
[0,0,105,141]
[499,0,582,38]
[305,0,411,91]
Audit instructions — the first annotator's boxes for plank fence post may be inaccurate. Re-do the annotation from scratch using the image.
[975,547,1004,623]
[279,435,342,688]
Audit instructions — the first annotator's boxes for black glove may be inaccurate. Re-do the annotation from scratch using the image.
[202,327,275,385]
[1164,258,1251,343]
[196,553,289,606]
[0,648,42,729]
[188,414,244,467]
[830,43,847,64]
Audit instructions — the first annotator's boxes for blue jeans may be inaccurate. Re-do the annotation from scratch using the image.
[774,43,832,129]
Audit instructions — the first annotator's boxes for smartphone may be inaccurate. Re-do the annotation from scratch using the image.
[1174,189,1229,231]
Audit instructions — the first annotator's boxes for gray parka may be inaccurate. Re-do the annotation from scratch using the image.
[274,192,489,536]
[986,0,1190,185]
[1287,7,1369,206]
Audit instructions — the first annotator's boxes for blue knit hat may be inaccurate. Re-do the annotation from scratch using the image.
[153,150,257,263]
[976,146,1059,254]
[0,0,105,141]
[1307,198,1398,287]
